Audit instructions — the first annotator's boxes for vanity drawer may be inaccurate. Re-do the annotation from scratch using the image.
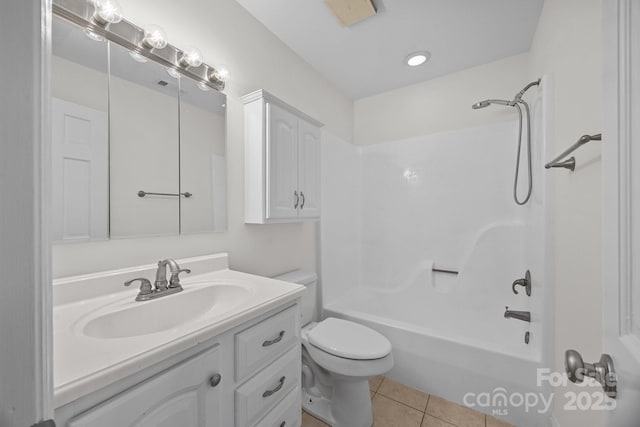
[235,347,300,427]
[235,305,299,380]
[253,388,301,427]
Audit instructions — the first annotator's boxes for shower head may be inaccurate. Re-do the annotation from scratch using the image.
[472,100,491,109]
[471,99,513,109]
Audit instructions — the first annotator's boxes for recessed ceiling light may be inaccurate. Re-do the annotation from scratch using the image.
[406,51,431,67]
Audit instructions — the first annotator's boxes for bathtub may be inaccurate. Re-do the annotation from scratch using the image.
[323,223,553,427]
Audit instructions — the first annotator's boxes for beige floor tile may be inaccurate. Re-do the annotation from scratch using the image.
[370,375,385,392]
[372,394,424,427]
[302,411,330,427]
[421,414,456,427]
[377,377,430,411]
[426,396,485,427]
[487,415,516,427]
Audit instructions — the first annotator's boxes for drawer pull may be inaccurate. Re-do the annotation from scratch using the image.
[262,376,285,398]
[209,373,222,387]
[262,330,285,347]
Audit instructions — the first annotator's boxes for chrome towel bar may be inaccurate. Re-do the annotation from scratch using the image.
[545,133,602,171]
[433,267,458,275]
[138,190,192,198]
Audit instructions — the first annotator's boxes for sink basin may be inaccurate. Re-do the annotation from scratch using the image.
[80,283,250,339]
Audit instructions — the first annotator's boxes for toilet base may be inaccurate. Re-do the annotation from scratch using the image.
[302,389,334,425]
[302,377,373,427]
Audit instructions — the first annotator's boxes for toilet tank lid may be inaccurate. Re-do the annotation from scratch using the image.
[272,270,317,286]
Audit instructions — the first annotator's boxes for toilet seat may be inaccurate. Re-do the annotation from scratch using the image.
[307,318,392,360]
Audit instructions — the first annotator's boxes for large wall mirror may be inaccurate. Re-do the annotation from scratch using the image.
[51,15,227,242]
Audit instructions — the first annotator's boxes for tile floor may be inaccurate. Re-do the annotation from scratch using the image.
[301,376,516,427]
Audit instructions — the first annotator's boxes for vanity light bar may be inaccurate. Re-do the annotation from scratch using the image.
[52,0,225,91]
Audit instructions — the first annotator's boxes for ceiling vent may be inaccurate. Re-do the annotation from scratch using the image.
[325,0,377,27]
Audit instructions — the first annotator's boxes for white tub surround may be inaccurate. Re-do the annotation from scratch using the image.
[53,253,304,408]
[321,77,554,427]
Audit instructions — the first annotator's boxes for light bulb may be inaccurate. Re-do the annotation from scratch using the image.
[216,65,230,80]
[179,47,203,68]
[197,81,211,92]
[142,25,167,49]
[129,51,148,63]
[166,68,181,79]
[92,0,123,25]
[83,29,106,42]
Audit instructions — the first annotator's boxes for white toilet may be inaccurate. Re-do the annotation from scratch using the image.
[274,271,393,427]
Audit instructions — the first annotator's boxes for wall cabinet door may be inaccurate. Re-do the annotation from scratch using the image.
[243,90,323,224]
[297,119,321,219]
[266,102,299,220]
[67,346,223,427]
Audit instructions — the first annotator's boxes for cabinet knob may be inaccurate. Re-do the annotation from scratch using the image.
[209,373,222,387]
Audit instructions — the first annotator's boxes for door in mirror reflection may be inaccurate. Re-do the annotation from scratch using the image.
[108,42,180,238]
[51,17,109,243]
[179,78,227,233]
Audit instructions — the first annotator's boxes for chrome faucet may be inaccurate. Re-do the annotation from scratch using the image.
[124,259,191,301]
[504,307,531,322]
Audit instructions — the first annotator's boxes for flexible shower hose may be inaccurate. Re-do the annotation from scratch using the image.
[513,101,533,205]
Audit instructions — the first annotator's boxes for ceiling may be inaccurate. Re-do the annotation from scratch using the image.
[234,0,544,99]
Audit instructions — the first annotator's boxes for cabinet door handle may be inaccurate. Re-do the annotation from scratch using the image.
[262,376,285,398]
[209,373,222,387]
[300,191,305,209]
[294,191,299,209]
[262,330,285,347]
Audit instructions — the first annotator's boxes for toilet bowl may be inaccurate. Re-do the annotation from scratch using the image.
[274,271,394,427]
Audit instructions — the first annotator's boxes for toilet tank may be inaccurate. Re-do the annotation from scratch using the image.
[273,270,318,326]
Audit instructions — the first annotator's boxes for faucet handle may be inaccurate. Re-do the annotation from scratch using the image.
[512,270,532,296]
[124,278,153,296]
[169,268,191,288]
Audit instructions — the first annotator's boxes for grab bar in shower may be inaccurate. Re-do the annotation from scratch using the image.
[138,190,193,198]
[545,133,602,171]
[433,267,458,275]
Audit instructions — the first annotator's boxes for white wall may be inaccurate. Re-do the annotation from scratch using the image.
[354,53,531,146]
[529,1,604,426]
[53,0,353,278]
[320,131,361,306]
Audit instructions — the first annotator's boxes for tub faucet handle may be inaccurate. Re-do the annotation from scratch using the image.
[512,270,531,296]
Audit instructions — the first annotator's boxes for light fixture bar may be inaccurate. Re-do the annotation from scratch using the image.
[52,0,225,91]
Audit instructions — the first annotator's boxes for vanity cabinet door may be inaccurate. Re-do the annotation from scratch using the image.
[297,118,321,219]
[67,346,222,427]
[266,102,299,220]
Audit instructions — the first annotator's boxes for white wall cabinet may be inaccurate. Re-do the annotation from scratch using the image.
[242,90,323,224]
[55,303,302,427]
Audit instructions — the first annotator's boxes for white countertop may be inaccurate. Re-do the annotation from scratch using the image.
[53,254,304,408]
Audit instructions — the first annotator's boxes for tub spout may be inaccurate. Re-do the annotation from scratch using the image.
[504,307,530,322]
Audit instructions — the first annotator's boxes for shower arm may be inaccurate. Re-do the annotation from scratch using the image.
[514,79,541,102]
